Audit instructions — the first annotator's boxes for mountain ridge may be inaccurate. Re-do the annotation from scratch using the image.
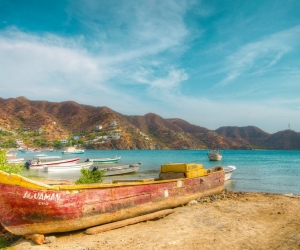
[0,96,299,150]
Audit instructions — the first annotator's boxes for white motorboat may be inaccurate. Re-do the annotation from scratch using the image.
[43,162,142,175]
[61,147,85,154]
[7,158,25,164]
[26,154,80,168]
[43,161,93,172]
[223,165,236,180]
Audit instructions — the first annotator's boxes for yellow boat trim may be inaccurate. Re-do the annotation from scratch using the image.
[0,166,224,191]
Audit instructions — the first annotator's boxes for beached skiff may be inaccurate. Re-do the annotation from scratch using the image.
[0,163,224,236]
[96,162,142,176]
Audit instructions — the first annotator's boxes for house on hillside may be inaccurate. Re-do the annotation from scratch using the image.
[109,121,117,127]
[96,125,102,130]
[111,133,121,140]
[15,139,25,147]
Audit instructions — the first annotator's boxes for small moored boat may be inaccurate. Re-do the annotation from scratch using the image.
[6,153,17,159]
[207,149,223,161]
[19,148,41,153]
[61,147,85,154]
[88,156,121,163]
[7,158,25,164]
[223,165,236,181]
[6,151,22,163]
[26,154,80,168]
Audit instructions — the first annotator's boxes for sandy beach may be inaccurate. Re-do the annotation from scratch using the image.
[8,190,300,250]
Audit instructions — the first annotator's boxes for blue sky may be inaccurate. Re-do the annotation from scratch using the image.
[1,0,300,133]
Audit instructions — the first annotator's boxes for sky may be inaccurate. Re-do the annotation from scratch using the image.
[0,0,300,134]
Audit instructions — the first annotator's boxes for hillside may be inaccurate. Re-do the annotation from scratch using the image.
[215,126,270,148]
[0,97,299,150]
[261,130,300,149]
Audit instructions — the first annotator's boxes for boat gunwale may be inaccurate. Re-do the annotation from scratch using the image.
[89,156,121,162]
[0,167,225,191]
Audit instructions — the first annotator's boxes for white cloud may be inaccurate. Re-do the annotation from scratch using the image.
[0,20,190,112]
[0,29,112,99]
[219,25,300,86]
[131,68,188,90]
[0,0,193,102]
[151,91,300,133]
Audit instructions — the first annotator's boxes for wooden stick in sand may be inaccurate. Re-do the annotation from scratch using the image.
[85,209,174,235]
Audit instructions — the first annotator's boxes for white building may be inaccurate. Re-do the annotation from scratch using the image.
[112,133,121,140]
[15,139,25,147]
[109,121,117,127]
[96,125,103,130]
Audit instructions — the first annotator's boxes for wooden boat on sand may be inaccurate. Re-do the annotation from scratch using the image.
[0,163,225,236]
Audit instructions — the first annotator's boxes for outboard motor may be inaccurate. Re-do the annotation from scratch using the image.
[92,166,98,172]
[24,160,31,169]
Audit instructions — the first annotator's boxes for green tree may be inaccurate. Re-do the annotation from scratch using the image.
[0,130,13,136]
[75,167,105,184]
[34,138,51,148]
[53,140,63,149]
[78,139,86,147]
[2,139,17,148]
[0,150,24,175]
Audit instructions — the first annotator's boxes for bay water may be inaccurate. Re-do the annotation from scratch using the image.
[18,149,300,195]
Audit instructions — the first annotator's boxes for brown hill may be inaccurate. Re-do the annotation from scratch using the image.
[215,126,270,148]
[0,97,299,150]
[168,119,247,149]
[260,130,300,150]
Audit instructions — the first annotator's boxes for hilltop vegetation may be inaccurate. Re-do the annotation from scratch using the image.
[0,96,300,150]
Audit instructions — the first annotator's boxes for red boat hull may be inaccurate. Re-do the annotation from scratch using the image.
[0,168,224,235]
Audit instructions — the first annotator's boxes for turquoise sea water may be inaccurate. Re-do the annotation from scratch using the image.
[17,149,300,195]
